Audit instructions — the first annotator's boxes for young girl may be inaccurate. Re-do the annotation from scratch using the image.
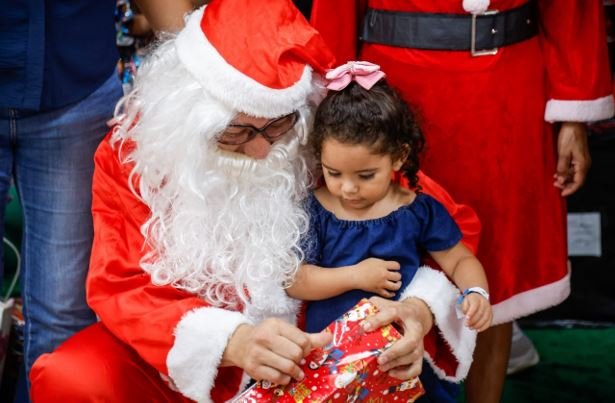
[287,62,492,336]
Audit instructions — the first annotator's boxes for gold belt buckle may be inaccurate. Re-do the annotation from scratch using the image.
[471,10,499,57]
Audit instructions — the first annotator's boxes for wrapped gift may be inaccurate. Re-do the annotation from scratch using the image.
[233,299,425,402]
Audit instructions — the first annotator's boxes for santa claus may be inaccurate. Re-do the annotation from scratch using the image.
[29,1,481,402]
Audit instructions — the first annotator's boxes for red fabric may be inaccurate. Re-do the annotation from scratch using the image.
[30,323,243,403]
[312,0,612,321]
[423,328,458,377]
[30,323,192,403]
[539,0,612,102]
[202,0,334,88]
[407,171,481,254]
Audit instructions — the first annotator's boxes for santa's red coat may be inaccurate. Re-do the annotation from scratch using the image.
[312,0,614,324]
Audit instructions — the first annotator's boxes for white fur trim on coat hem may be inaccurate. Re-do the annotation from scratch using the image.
[167,307,251,403]
[491,266,570,325]
[175,6,315,118]
[545,95,615,123]
[399,266,475,382]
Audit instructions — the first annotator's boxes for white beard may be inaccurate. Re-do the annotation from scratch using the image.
[139,135,313,309]
[111,39,320,309]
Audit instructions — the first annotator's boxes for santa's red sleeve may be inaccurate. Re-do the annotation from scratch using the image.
[87,134,249,402]
[539,0,614,122]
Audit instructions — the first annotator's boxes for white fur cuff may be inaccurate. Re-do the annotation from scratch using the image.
[399,266,476,382]
[167,307,251,402]
[545,95,615,123]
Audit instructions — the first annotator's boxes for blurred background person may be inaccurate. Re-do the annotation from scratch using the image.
[0,1,122,401]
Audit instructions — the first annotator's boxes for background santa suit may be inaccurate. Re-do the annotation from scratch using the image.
[311,0,615,324]
[30,134,480,402]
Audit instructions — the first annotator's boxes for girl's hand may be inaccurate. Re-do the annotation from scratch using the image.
[353,258,401,298]
[222,318,331,385]
[461,293,493,332]
[361,296,433,379]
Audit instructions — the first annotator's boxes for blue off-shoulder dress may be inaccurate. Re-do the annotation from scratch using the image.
[303,191,463,402]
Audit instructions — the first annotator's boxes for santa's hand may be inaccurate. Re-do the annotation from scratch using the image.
[361,296,433,379]
[222,318,331,385]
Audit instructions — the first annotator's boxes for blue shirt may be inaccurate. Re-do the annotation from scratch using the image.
[303,192,462,333]
[0,0,118,111]
[302,192,463,402]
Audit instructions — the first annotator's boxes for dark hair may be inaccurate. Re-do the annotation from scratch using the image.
[311,80,424,187]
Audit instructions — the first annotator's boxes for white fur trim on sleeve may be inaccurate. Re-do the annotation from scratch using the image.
[545,95,615,123]
[167,307,251,403]
[399,266,476,382]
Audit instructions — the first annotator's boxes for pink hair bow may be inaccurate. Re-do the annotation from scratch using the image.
[325,61,385,91]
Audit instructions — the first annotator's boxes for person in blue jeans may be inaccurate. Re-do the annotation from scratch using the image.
[0,1,122,399]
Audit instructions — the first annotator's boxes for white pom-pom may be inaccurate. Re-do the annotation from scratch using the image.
[463,0,490,13]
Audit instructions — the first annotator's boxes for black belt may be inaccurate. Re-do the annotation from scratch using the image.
[361,1,538,55]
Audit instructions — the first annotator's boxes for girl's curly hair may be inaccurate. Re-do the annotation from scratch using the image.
[310,80,424,188]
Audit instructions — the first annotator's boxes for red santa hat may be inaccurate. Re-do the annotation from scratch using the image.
[175,0,335,118]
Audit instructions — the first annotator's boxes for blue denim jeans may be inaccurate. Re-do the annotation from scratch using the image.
[0,72,122,387]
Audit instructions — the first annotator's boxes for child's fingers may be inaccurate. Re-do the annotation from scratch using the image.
[377,288,396,298]
[384,260,401,270]
[462,301,479,328]
[466,305,492,331]
[462,297,490,328]
[461,298,475,317]
[387,270,402,282]
[476,316,492,332]
[467,314,487,331]
[478,307,494,331]
[471,310,492,332]
[384,280,401,292]
[465,309,481,329]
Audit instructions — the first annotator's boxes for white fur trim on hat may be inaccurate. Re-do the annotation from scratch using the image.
[545,95,615,123]
[399,266,476,382]
[167,307,251,402]
[175,6,314,118]
[463,0,490,14]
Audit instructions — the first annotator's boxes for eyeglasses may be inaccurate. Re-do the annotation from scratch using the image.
[217,111,299,145]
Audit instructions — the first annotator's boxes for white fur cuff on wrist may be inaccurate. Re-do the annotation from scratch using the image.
[167,307,251,402]
[545,95,615,123]
[399,266,476,382]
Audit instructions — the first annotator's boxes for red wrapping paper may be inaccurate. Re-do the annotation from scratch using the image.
[233,299,424,402]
